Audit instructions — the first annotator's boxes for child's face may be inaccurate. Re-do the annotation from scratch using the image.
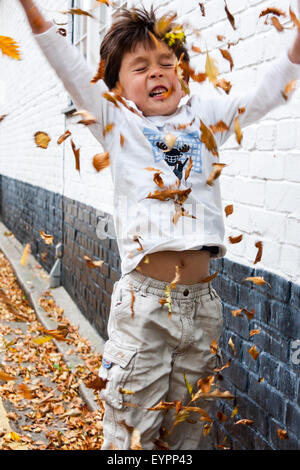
[119,41,186,117]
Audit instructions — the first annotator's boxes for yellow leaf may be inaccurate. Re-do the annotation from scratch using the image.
[34,131,51,149]
[32,335,53,345]
[0,36,21,60]
[184,372,194,399]
[231,406,238,418]
[244,276,271,288]
[8,432,21,442]
[248,345,259,360]
[205,51,219,86]
[20,243,31,267]
[228,337,236,354]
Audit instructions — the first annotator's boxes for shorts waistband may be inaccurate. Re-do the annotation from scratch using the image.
[123,269,216,301]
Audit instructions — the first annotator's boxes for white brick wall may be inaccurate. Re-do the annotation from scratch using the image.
[0,0,299,283]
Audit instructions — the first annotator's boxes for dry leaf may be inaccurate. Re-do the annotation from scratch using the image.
[231,406,238,418]
[130,428,142,450]
[40,230,54,245]
[200,120,219,157]
[92,152,110,172]
[213,359,231,373]
[119,387,135,395]
[238,107,246,114]
[91,58,106,84]
[0,114,7,123]
[154,13,177,38]
[154,172,164,188]
[0,36,21,60]
[197,375,215,394]
[277,428,289,440]
[102,123,115,137]
[270,16,284,32]
[130,286,135,319]
[217,35,226,41]
[259,8,286,18]
[224,1,236,30]
[164,132,177,150]
[282,79,297,101]
[235,419,254,426]
[71,139,80,172]
[231,308,243,317]
[73,109,97,126]
[84,255,104,269]
[210,120,229,134]
[216,78,232,94]
[216,411,227,422]
[120,133,125,147]
[228,337,236,354]
[133,234,144,251]
[102,92,120,108]
[34,131,51,149]
[210,339,218,355]
[60,8,95,19]
[85,375,108,391]
[244,276,271,288]
[20,243,31,267]
[248,345,259,360]
[206,163,226,186]
[243,308,255,320]
[184,157,193,181]
[254,241,263,264]
[205,51,219,86]
[32,335,53,345]
[249,329,261,337]
[192,45,202,53]
[200,271,219,283]
[234,116,243,144]
[0,370,16,381]
[57,130,71,145]
[146,186,191,203]
[225,204,233,217]
[17,384,33,399]
[219,48,234,70]
[228,234,243,244]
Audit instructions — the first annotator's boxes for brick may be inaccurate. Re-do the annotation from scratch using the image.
[258,352,279,388]
[285,402,300,438]
[269,417,300,450]
[223,302,249,338]
[222,357,248,393]
[277,365,297,400]
[248,375,285,423]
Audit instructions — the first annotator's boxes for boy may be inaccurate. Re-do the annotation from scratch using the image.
[18,0,300,450]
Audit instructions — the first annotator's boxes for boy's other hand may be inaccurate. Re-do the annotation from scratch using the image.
[288,0,300,64]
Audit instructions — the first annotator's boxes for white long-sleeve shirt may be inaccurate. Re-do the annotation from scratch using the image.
[34,25,300,276]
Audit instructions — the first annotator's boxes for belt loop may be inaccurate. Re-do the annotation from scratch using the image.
[140,274,152,295]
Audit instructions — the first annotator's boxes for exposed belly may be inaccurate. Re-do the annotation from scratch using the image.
[136,249,211,284]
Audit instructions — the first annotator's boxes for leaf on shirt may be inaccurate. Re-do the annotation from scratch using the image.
[40,230,54,245]
[216,78,232,94]
[83,255,104,269]
[290,7,300,32]
[197,375,215,394]
[102,92,120,108]
[282,79,297,101]
[270,16,284,32]
[34,131,51,149]
[57,28,67,37]
[206,163,227,186]
[129,283,135,319]
[254,241,263,264]
[199,3,205,16]
[217,35,226,42]
[224,1,236,30]
[172,204,196,225]
[238,107,246,114]
[219,48,234,70]
[210,120,229,134]
[103,123,115,137]
[205,51,219,86]
[234,116,243,144]
[144,167,164,173]
[153,172,164,188]
[73,109,97,125]
[71,139,80,172]
[184,157,193,181]
[60,9,96,20]
[0,36,21,60]
[92,152,110,172]
[217,411,227,422]
[91,58,106,84]
[225,204,233,217]
[57,130,71,145]
[248,345,259,360]
[259,8,286,18]
[200,120,219,157]
[228,234,243,244]
[244,276,271,288]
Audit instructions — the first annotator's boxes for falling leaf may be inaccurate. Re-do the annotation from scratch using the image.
[205,51,219,86]
[224,1,236,30]
[217,35,226,41]
[203,423,213,436]
[92,152,110,172]
[91,58,106,84]
[254,241,263,264]
[154,13,178,38]
[44,328,68,341]
[270,16,284,32]
[0,36,21,60]
[147,401,176,411]
[184,372,194,399]
[40,230,54,245]
[228,337,236,354]
[144,167,164,173]
[217,411,227,422]
[289,7,300,32]
[102,92,120,108]
[73,109,97,125]
[259,8,286,18]
[234,116,243,144]
[210,120,229,134]
[216,78,232,94]
[199,3,205,16]
[219,48,234,70]
[282,79,297,101]
[192,388,234,401]
[57,130,71,145]
[133,234,144,251]
[277,429,289,440]
[153,172,164,188]
[206,163,226,186]
[57,28,67,37]
[192,45,202,53]
[34,131,51,149]
[213,359,231,373]
[119,387,135,395]
[231,406,238,418]
[200,120,219,157]
[231,308,243,317]
[249,329,261,337]
[95,0,110,6]
[85,375,108,391]
[60,8,95,19]
[184,157,193,181]
[228,234,243,244]
[84,255,104,269]
[146,186,191,203]
[0,114,7,123]
[197,376,215,394]
[70,139,80,172]
[225,204,233,217]
[258,377,264,383]
[0,370,16,381]
[200,271,219,283]
[243,308,255,320]
[244,276,271,288]
[20,243,31,267]
[248,345,259,360]
[238,107,246,114]
[234,419,254,426]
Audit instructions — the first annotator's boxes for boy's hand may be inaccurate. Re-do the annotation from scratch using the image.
[288,0,300,64]
[18,0,53,34]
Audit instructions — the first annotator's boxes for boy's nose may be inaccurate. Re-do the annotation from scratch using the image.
[150,71,163,79]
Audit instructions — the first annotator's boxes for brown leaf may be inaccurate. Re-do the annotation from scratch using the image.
[71,139,80,172]
[199,3,205,16]
[234,116,243,144]
[200,271,219,283]
[270,16,284,32]
[40,230,54,245]
[197,375,215,394]
[73,109,97,126]
[184,157,193,181]
[146,186,191,203]
[206,163,226,186]
[191,45,202,53]
[102,92,120,108]
[248,345,259,360]
[234,419,254,426]
[244,276,271,288]
[86,375,108,391]
[219,48,234,70]
[0,114,7,123]
[153,13,177,38]
[216,78,232,94]
[84,255,104,269]
[34,131,51,149]
[259,8,286,18]
[277,428,289,440]
[130,285,135,319]
[60,8,95,19]
[153,172,164,188]
[147,401,176,411]
[238,107,246,114]
[0,370,16,382]
[92,152,110,172]
[103,123,115,137]
[210,339,218,355]
[243,308,255,320]
[210,120,229,134]
[120,134,125,147]
[228,234,243,244]
[224,1,236,30]
[231,308,243,317]
[249,329,261,337]
[57,130,71,145]
[133,234,144,251]
[217,35,226,41]
[217,411,227,422]
[254,241,263,264]
[213,359,231,373]
[91,58,106,84]
[17,384,33,400]
[200,120,219,157]
[225,204,233,217]
[57,28,67,37]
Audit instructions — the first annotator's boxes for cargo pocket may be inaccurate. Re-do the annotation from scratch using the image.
[98,340,138,410]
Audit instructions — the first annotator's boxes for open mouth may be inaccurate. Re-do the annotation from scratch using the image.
[149,86,168,98]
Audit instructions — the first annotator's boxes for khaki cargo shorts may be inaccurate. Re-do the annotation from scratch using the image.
[98,269,224,450]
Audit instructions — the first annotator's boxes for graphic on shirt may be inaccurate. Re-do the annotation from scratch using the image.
[143,128,203,180]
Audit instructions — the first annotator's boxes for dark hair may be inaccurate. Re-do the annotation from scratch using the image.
[100,5,190,90]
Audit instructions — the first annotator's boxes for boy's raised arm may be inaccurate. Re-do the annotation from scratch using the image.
[18,0,53,34]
